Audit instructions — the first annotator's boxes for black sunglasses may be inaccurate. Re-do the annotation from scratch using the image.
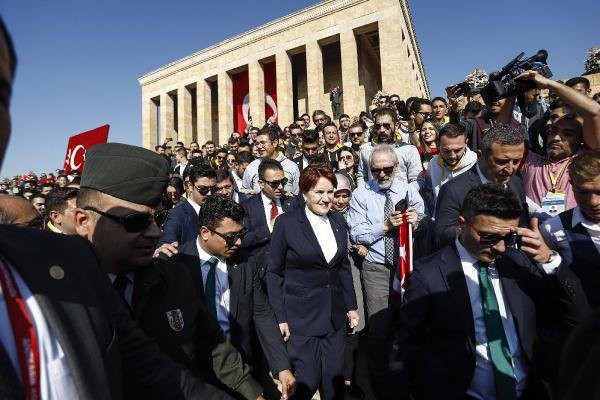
[207,227,248,246]
[374,123,393,131]
[349,131,364,137]
[261,177,288,190]
[370,166,395,176]
[84,206,167,233]
[194,184,217,195]
[466,221,519,246]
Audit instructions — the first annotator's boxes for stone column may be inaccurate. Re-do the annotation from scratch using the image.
[159,92,175,143]
[141,96,158,149]
[379,15,410,97]
[177,86,193,146]
[276,51,294,127]
[196,79,212,145]
[217,71,233,146]
[340,29,362,118]
[249,61,265,128]
[306,40,325,115]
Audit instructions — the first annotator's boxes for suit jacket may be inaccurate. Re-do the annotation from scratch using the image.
[266,207,358,337]
[434,165,529,248]
[0,225,229,400]
[240,194,296,274]
[159,200,198,246]
[172,241,291,375]
[132,259,261,399]
[292,155,304,173]
[377,245,554,400]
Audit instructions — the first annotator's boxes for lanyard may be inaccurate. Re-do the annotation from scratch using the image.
[546,158,570,193]
[0,259,41,400]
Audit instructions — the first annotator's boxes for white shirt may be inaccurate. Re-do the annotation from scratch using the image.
[541,206,600,258]
[0,262,77,399]
[261,192,283,233]
[455,240,527,399]
[187,196,201,215]
[305,207,337,263]
[302,156,310,170]
[197,241,231,338]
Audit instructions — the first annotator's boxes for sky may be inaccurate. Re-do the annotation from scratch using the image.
[1,0,599,177]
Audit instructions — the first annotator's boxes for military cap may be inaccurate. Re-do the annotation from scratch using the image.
[80,143,169,206]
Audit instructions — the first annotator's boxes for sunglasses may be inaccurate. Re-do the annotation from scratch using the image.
[84,206,167,233]
[349,131,364,137]
[417,111,433,119]
[207,227,248,247]
[374,123,393,131]
[261,177,288,189]
[466,221,519,246]
[340,155,354,161]
[194,184,217,195]
[370,166,395,176]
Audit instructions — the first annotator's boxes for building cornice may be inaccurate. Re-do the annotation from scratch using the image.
[398,0,429,97]
[138,0,369,86]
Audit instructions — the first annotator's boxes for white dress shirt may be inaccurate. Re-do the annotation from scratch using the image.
[541,206,600,255]
[455,240,527,399]
[0,261,77,399]
[197,241,231,338]
[187,196,201,215]
[261,192,283,233]
[305,207,337,263]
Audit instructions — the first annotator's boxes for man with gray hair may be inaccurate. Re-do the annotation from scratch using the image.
[347,143,424,378]
[434,123,529,247]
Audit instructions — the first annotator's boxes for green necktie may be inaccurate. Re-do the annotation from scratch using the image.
[476,261,517,400]
[204,257,219,320]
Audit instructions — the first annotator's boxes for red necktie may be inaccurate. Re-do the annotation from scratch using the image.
[270,200,279,221]
[0,259,41,400]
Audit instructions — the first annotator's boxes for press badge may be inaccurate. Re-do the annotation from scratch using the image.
[541,190,566,216]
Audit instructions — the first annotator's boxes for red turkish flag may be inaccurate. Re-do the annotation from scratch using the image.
[63,125,109,174]
[263,62,277,122]
[232,70,249,134]
[391,215,412,301]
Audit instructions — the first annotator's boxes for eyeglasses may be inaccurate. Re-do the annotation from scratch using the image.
[84,206,167,233]
[374,123,393,131]
[348,131,364,137]
[206,227,248,247]
[194,184,217,195]
[261,177,288,189]
[466,221,519,246]
[417,111,433,119]
[370,166,395,176]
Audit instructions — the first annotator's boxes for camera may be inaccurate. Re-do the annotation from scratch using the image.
[480,49,552,104]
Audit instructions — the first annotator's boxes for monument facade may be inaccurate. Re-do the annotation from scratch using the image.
[139,0,429,148]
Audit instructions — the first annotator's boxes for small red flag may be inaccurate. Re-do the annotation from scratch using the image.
[63,125,109,174]
[391,215,412,300]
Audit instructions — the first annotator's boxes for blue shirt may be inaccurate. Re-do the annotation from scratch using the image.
[347,178,425,264]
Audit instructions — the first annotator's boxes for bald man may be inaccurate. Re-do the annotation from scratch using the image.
[0,194,44,228]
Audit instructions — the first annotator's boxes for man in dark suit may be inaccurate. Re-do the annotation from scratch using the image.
[158,165,217,249]
[240,159,296,276]
[171,196,296,400]
[0,19,228,399]
[434,123,530,248]
[292,129,320,172]
[74,143,265,400]
[378,184,558,400]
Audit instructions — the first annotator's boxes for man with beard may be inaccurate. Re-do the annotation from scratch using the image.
[434,124,529,248]
[347,144,424,380]
[356,107,422,187]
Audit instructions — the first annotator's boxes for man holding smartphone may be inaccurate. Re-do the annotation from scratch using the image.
[347,144,424,379]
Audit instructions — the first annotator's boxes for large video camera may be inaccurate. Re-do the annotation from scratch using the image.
[480,50,552,105]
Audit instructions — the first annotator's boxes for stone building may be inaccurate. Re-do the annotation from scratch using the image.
[138,0,429,149]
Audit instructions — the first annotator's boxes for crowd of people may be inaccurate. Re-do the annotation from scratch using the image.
[3,16,600,400]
